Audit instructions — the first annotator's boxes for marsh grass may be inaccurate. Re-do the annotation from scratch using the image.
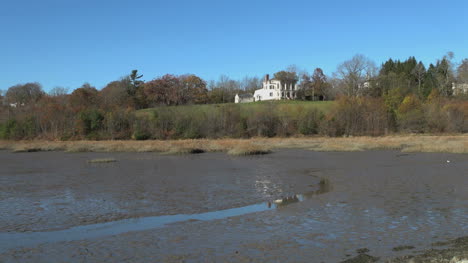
[227,143,272,156]
[165,146,206,155]
[0,135,466,155]
[87,158,117,163]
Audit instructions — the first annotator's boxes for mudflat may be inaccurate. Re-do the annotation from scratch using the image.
[0,150,467,262]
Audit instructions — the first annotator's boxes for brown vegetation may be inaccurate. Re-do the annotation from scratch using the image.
[1,135,466,154]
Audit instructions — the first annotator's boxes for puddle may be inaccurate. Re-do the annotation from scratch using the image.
[0,181,331,253]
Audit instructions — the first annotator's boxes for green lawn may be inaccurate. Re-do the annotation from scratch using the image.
[137,100,334,117]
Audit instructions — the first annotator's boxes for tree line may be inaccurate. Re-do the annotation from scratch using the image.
[0,53,467,140]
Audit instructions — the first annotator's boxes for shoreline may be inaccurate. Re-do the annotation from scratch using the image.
[0,135,467,154]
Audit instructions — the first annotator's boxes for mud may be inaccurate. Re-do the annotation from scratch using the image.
[0,150,467,262]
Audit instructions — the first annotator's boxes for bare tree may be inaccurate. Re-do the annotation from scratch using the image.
[435,53,456,96]
[240,76,262,94]
[334,54,376,96]
[49,86,69,97]
[411,62,426,96]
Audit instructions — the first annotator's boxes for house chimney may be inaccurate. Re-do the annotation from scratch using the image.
[265,74,269,82]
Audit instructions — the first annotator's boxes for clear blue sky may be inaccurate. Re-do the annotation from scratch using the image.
[1,0,467,92]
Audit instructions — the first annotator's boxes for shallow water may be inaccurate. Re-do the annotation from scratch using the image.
[0,181,331,253]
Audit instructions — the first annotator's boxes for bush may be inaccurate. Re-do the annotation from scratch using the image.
[246,104,279,137]
[78,109,104,138]
[298,108,323,135]
[322,96,389,136]
[397,95,426,133]
[132,116,151,140]
[424,102,448,133]
[443,102,468,132]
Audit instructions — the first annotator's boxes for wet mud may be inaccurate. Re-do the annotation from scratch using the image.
[0,150,467,262]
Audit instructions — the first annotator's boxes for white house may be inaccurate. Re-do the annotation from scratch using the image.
[234,74,299,103]
[253,74,298,102]
[452,83,468,95]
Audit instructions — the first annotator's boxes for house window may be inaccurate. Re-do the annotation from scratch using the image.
[270,92,273,97]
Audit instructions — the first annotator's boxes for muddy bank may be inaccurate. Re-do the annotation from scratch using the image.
[1,150,467,262]
[0,151,324,232]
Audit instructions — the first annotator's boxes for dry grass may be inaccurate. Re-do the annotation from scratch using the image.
[0,135,467,155]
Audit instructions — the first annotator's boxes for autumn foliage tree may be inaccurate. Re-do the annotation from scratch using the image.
[143,74,208,106]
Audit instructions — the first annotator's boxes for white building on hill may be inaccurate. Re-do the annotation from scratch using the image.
[253,74,298,101]
[235,74,298,103]
[452,83,468,95]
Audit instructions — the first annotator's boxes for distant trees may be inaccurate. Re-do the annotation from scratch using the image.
[127,70,147,109]
[411,62,426,96]
[273,70,299,86]
[457,59,468,83]
[48,87,68,97]
[334,54,376,96]
[369,53,458,99]
[100,79,132,110]
[298,68,331,100]
[240,76,262,94]
[0,90,4,106]
[69,83,100,111]
[180,74,208,104]
[5,82,44,106]
[1,54,468,141]
[207,75,242,104]
[142,74,208,106]
[435,55,455,96]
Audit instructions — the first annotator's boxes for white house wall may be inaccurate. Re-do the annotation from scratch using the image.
[254,89,281,101]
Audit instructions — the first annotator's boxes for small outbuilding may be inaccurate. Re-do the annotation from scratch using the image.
[235,93,254,103]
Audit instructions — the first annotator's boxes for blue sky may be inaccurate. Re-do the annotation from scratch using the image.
[1,0,467,92]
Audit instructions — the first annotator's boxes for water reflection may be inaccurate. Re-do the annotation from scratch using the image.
[271,179,333,208]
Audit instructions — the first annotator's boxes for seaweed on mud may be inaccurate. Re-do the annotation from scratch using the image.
[391,236,468,263]
[356,248,370,254]
[87,158,117,163]
[340,253,379,263]
[392,245,415,251]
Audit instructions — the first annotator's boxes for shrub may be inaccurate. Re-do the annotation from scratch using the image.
[298,108,323,135]
[77,109,104,137]
[322,96,389,136]
[246,104,279,137]
[397,95,426,133]
[443,101,468,132]
[132,116,151,140]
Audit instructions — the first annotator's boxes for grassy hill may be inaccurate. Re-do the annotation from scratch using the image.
[137,100,334,117]
[133,100,334,139]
